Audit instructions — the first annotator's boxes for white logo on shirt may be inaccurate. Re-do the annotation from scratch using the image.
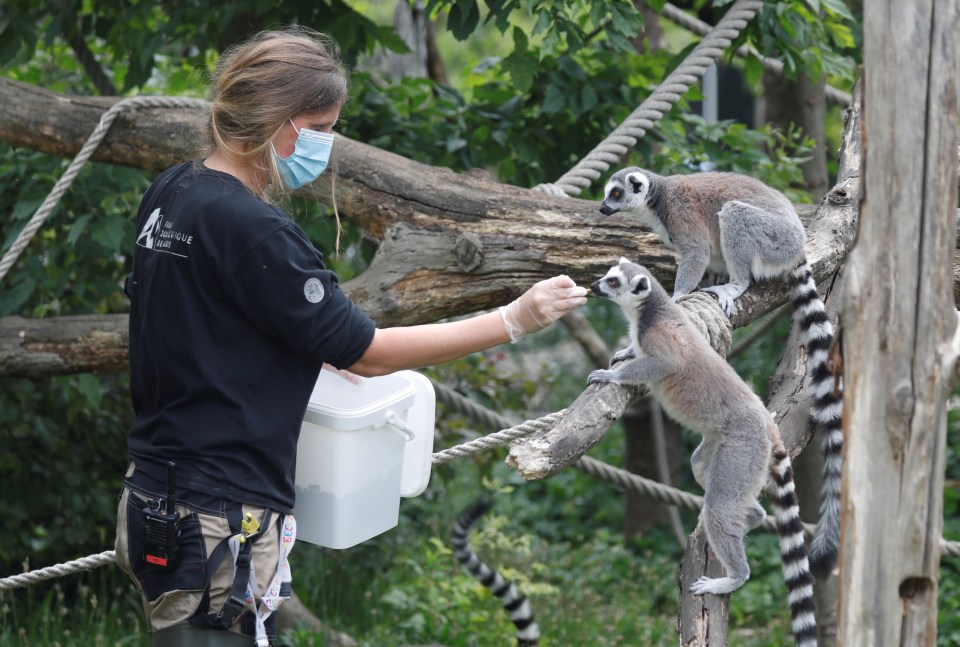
[137,207,163,249]
[304,278,325,303]
[136,207,194,258]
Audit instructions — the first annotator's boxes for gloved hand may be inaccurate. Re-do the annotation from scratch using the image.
[499,274,589,342]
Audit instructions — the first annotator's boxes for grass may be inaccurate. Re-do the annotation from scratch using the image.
[0,571,147,646]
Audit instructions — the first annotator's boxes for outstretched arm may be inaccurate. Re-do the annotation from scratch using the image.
[347,275,587,377]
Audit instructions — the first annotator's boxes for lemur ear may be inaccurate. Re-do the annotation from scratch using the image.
[630,275,649,294]
[619,256,631,265]
[627,173,645,194]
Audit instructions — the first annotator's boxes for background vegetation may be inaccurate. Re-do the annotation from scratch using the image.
[0,1,955,646]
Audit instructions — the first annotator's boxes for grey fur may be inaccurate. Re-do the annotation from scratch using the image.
[588,260,817,647]
[600,168,842,577]
[599,167,806,314]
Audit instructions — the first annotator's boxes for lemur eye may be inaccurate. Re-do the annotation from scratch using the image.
[606,278,620,288]
[611,189,622,199]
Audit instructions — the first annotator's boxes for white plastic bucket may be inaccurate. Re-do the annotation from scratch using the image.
[292,369,435,549]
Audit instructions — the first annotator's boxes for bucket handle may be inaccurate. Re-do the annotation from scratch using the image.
[386,412,415,441]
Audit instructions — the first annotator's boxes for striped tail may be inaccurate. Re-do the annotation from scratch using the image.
[771,449,818,647]
[451,500,540,647]
[790,261,843,577]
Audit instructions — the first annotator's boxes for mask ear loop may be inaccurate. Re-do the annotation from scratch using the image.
[287,117,342,252]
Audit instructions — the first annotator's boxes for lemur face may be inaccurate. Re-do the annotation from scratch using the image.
[599,168,649,215]
[591,258,652,302]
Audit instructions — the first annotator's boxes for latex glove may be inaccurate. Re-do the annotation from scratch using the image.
[322,363,364,385]
[499,275,588,342]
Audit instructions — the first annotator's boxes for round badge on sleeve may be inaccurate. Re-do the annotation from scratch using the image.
[304,278,325,303]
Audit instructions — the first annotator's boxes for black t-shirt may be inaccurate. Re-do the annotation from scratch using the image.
[126,161,376,512]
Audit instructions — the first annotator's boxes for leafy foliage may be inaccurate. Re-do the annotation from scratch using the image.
[731,0,860,89]
[0,0,409,92]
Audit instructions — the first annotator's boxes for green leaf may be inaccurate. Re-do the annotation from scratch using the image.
[500,50,537,93]
[826,21,855,49]
[542,84,566,114]
[89,217,125,251]
[511,25,528,54]
[581,85,598,113]
[73,373,103,410]
[447,0,480,41]
[743,53,765,89]
[67,213,91,247]
[821,0,856,21]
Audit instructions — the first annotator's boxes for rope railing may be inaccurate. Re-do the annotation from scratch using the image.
[3,388,959,592]
[534,0,764,197]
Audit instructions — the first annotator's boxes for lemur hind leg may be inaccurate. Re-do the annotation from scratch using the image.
[690,437,716,491]
[690,438,770,596]
[692,437,765,528]
[702,200,806,316]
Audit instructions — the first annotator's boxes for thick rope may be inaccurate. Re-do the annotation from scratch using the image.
[659,3,852,107]
[534,0,764,197]
[577,455,809,536]
[0,551,116,591]
[0,95,209,285]
[431,410,565,465]
[1,468,958,592]
[677,292,733,356]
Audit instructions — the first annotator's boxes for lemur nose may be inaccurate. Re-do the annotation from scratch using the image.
[590,281,605,295]
[598,203,616,216]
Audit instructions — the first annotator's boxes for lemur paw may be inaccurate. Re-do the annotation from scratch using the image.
[609,347,635,366]
[587,369,615,385]
[700,286,736,317]
[689,576,743,596]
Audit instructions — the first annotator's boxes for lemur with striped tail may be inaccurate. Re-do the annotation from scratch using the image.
[588,260,817,647]
[450,500,540,647]
[599,168,842,578]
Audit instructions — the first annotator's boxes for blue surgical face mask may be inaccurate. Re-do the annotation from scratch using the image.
[274,119,335,189]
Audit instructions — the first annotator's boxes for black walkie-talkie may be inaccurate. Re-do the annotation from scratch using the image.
[142,461,182,571]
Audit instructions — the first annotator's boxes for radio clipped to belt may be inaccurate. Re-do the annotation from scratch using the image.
[141,461,181,570]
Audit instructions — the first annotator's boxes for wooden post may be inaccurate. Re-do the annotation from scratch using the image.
[677,520,730,646]
[838,0,960,645]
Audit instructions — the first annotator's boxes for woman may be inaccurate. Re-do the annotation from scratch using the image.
[115,26,587,646]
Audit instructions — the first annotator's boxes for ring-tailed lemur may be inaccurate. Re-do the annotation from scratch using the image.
[451,500,540,647]
[588,260,817,647]
[600,168,842,578]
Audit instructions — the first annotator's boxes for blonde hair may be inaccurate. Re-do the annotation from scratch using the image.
[206,27,348,246]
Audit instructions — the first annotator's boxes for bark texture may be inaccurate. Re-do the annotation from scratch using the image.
[837,1,960,644]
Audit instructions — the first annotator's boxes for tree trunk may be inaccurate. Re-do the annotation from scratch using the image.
[362,1,429,81]
[837,1,959,645]
[632,2,669,52]
[0,315,129,378]
[677,519,729,647]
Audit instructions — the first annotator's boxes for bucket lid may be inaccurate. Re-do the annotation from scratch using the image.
[304,369,416,431]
